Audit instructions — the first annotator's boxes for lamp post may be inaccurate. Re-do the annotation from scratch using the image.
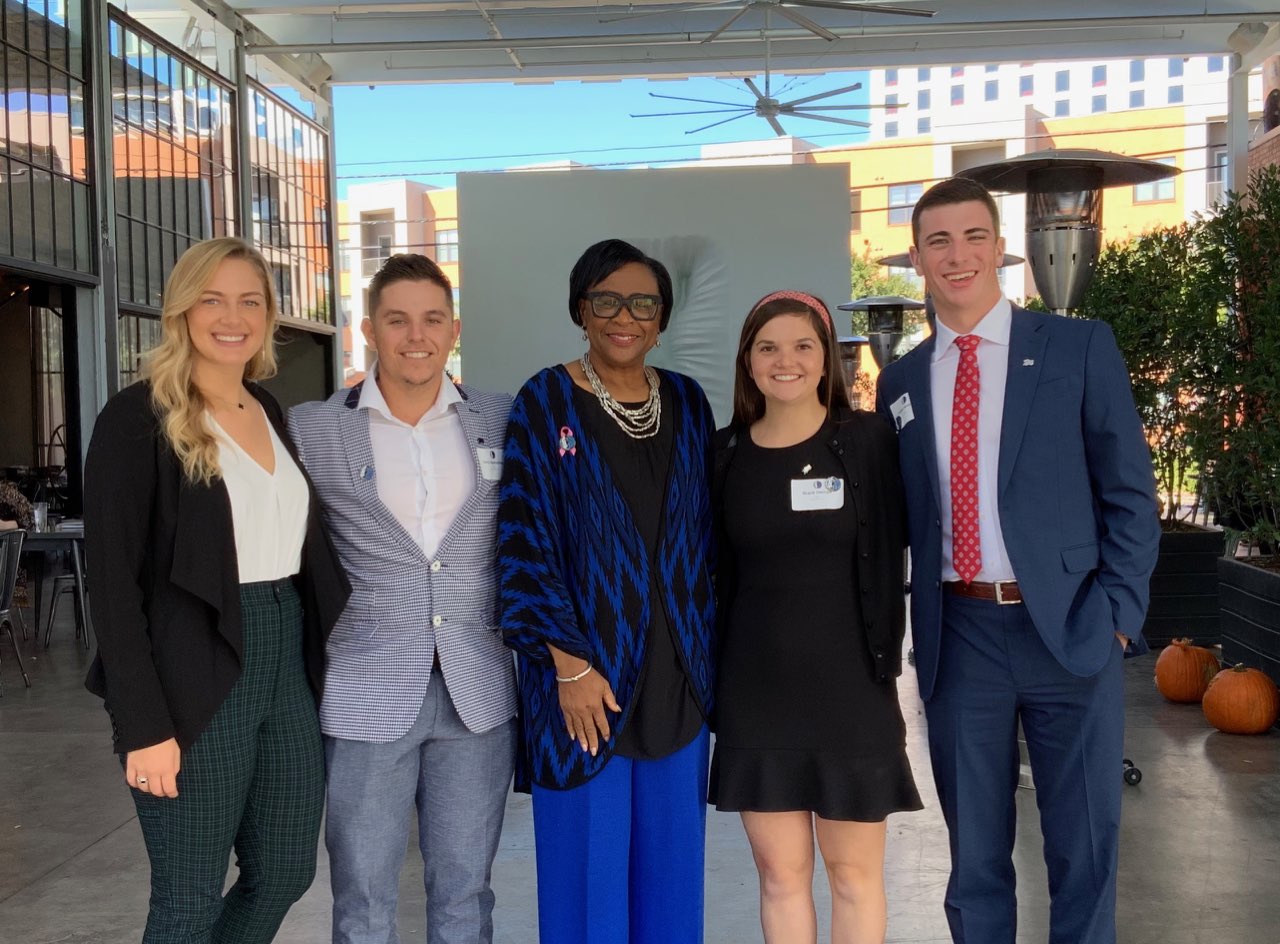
[838,295,927,369]
[961,149,1180,314]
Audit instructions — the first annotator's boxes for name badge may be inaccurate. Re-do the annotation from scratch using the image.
[791,476,845,511]
[477,446,504,482]
[889,392,915,431]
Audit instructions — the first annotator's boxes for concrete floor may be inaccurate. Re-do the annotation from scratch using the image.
[3,602,1279,944]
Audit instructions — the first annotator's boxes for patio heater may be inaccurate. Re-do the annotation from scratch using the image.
[960,149,1180,314]
[835,334,870,407]
[837,295,927,369]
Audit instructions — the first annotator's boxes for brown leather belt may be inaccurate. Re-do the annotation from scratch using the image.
[944,579,1024,604]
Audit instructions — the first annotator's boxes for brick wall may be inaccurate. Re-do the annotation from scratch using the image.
[1249,126,1280,174]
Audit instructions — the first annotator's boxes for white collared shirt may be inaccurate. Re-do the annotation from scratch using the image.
[210,410,310,583]
[359,363,475,560]
[930,297,1017,583]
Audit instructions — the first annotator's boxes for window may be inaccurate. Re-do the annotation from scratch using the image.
[917,67,930,81]
[1054,99,1070,117]
[985,64,998,74]
[1092,64,1107,87]
[1130,59,1145,82]
[1206,146,1227,205]
[951,65,965,78]
[984,80,997,102]
[885,67,898,86]
[885,93,899,108]
[918,117,931,134]
[1133,157,1176,202]
[1208,56,1225,73]
[1055,70,1070,93]
[888,183,924,225]
[1020,75,1034,97]
[849,190,862,233]
[1129,89,1145,108]
[1092,94,1107,113]
[917,89,931,110]
[436,228,459,263]
[885,122,898,138]
[1168,58,1184,78]
[1168,85,1183,104]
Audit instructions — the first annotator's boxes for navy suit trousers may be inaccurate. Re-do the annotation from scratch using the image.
[925,593,1124,944]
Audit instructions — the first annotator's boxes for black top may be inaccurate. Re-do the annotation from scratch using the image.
[82,381,350,754]
[572,378,704,759]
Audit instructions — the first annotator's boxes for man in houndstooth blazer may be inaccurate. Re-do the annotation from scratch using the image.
[289,254,517,944]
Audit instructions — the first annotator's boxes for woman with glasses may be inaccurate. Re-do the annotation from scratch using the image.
[497,239,716,944]
[710,291,922,944]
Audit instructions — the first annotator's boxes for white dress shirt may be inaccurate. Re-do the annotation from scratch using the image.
[360,364,475,560]
[211,410,309,583]
[930,297,1017,583]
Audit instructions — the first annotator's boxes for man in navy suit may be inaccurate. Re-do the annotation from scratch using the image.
[876,176,1159,944]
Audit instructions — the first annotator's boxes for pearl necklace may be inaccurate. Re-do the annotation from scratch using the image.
[580,353,661,440]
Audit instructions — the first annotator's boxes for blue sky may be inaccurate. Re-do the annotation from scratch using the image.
[331,73,871,196]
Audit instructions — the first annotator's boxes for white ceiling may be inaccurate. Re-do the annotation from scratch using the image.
[149,0,1280,87]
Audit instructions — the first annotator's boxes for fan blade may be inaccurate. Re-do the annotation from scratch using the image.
[632,107,752,117]
[648,91,745,107]
[701,5,752,43]
[773,6,839,41]
[688,112,754,133]
[782,111,871,127]
[785,81,864,106]
[785,0,936,17]
[789,103,888,110]
[766,115,788,137]
[743,77,767,101]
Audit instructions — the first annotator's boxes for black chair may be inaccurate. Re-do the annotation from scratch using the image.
[0,529,32,694]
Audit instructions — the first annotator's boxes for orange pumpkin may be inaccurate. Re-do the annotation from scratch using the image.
[1153,638,1220,703]
[1202,664,1280,735]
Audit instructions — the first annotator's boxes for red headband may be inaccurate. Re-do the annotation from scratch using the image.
[752,290,833,333]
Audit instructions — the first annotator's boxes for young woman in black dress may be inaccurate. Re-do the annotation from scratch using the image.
[710,291,922,944]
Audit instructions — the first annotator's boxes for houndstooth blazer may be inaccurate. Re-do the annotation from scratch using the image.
[289,381,518,742]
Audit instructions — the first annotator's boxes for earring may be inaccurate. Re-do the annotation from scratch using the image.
[655,336,662,348]
[582,329,588,341]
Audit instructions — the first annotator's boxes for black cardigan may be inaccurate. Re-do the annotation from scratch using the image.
[712,408,909,682]
[83,381,350,753]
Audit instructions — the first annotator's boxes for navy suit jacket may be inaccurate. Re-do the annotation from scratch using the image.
[875,305,1160,702]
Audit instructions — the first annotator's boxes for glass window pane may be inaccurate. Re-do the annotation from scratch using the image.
[26,0,49,61]
[10,162,34,259]
[73,180,90,269]
[53,173,74,268]
[0,160,11,257]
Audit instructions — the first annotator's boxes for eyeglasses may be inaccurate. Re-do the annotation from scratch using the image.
[584,291,662,321]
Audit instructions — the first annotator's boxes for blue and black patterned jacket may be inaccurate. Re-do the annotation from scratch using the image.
[497,365,716,790]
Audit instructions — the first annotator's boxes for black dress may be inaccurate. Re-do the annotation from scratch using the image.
[709,421,922,821]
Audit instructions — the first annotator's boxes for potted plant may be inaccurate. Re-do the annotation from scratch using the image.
[1191,164,1280,687]
[1079,224,1226,647]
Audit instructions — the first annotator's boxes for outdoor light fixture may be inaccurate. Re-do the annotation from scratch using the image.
[961,149,1180,314]
[837,295,926,369]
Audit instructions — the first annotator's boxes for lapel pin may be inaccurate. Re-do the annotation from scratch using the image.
[1023,358,1035,366]
[558,426,578,457]
[802,463,812,475]
[360,465,374,481]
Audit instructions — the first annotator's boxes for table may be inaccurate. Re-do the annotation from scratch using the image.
[23,525,90,650]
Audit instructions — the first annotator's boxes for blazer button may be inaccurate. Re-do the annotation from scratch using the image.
[852,481,860,488]
[860,519,868,526]
[432,615,443,628]
[430,560,442,573]
[936,518,942,527]
[875,650,885,659]
[861,552,870,560]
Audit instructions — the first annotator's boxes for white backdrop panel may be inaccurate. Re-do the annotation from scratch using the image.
[456,164,852,423]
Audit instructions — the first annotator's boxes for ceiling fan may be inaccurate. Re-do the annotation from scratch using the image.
[602,0,935,43]
[631,23,899,136]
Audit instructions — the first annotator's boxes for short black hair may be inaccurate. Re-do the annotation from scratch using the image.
[368,253,453,317]
[568,239,675,331]
[911,176,1001,246]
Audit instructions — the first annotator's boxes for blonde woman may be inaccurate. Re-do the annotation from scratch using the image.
[83,237,349,943]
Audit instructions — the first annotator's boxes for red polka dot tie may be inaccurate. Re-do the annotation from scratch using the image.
[951,335,982,584]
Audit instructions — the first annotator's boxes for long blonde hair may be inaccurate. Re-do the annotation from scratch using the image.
[142,237,280,485]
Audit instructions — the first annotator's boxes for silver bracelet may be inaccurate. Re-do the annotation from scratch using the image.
[555,664,593,684]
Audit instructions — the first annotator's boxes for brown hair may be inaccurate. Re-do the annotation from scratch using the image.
[368,253,454,317]
[911,176,1001,246]
[731,293,851,429]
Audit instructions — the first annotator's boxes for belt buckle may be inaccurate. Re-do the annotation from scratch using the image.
[994,580,1018,605]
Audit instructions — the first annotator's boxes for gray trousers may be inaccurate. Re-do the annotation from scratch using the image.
[325,668,517,944]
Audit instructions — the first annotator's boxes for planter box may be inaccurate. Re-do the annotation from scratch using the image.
[1143,526,1225,647]
[1219,557,1280,688]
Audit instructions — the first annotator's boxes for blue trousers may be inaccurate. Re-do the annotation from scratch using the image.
[325,668,517,944]
[925,595,1125,944]
[531,727,710,944]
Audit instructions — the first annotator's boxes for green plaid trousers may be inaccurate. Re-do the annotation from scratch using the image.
[131,578,325,944]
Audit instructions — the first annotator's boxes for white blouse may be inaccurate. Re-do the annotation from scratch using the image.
[210,410,310,583]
